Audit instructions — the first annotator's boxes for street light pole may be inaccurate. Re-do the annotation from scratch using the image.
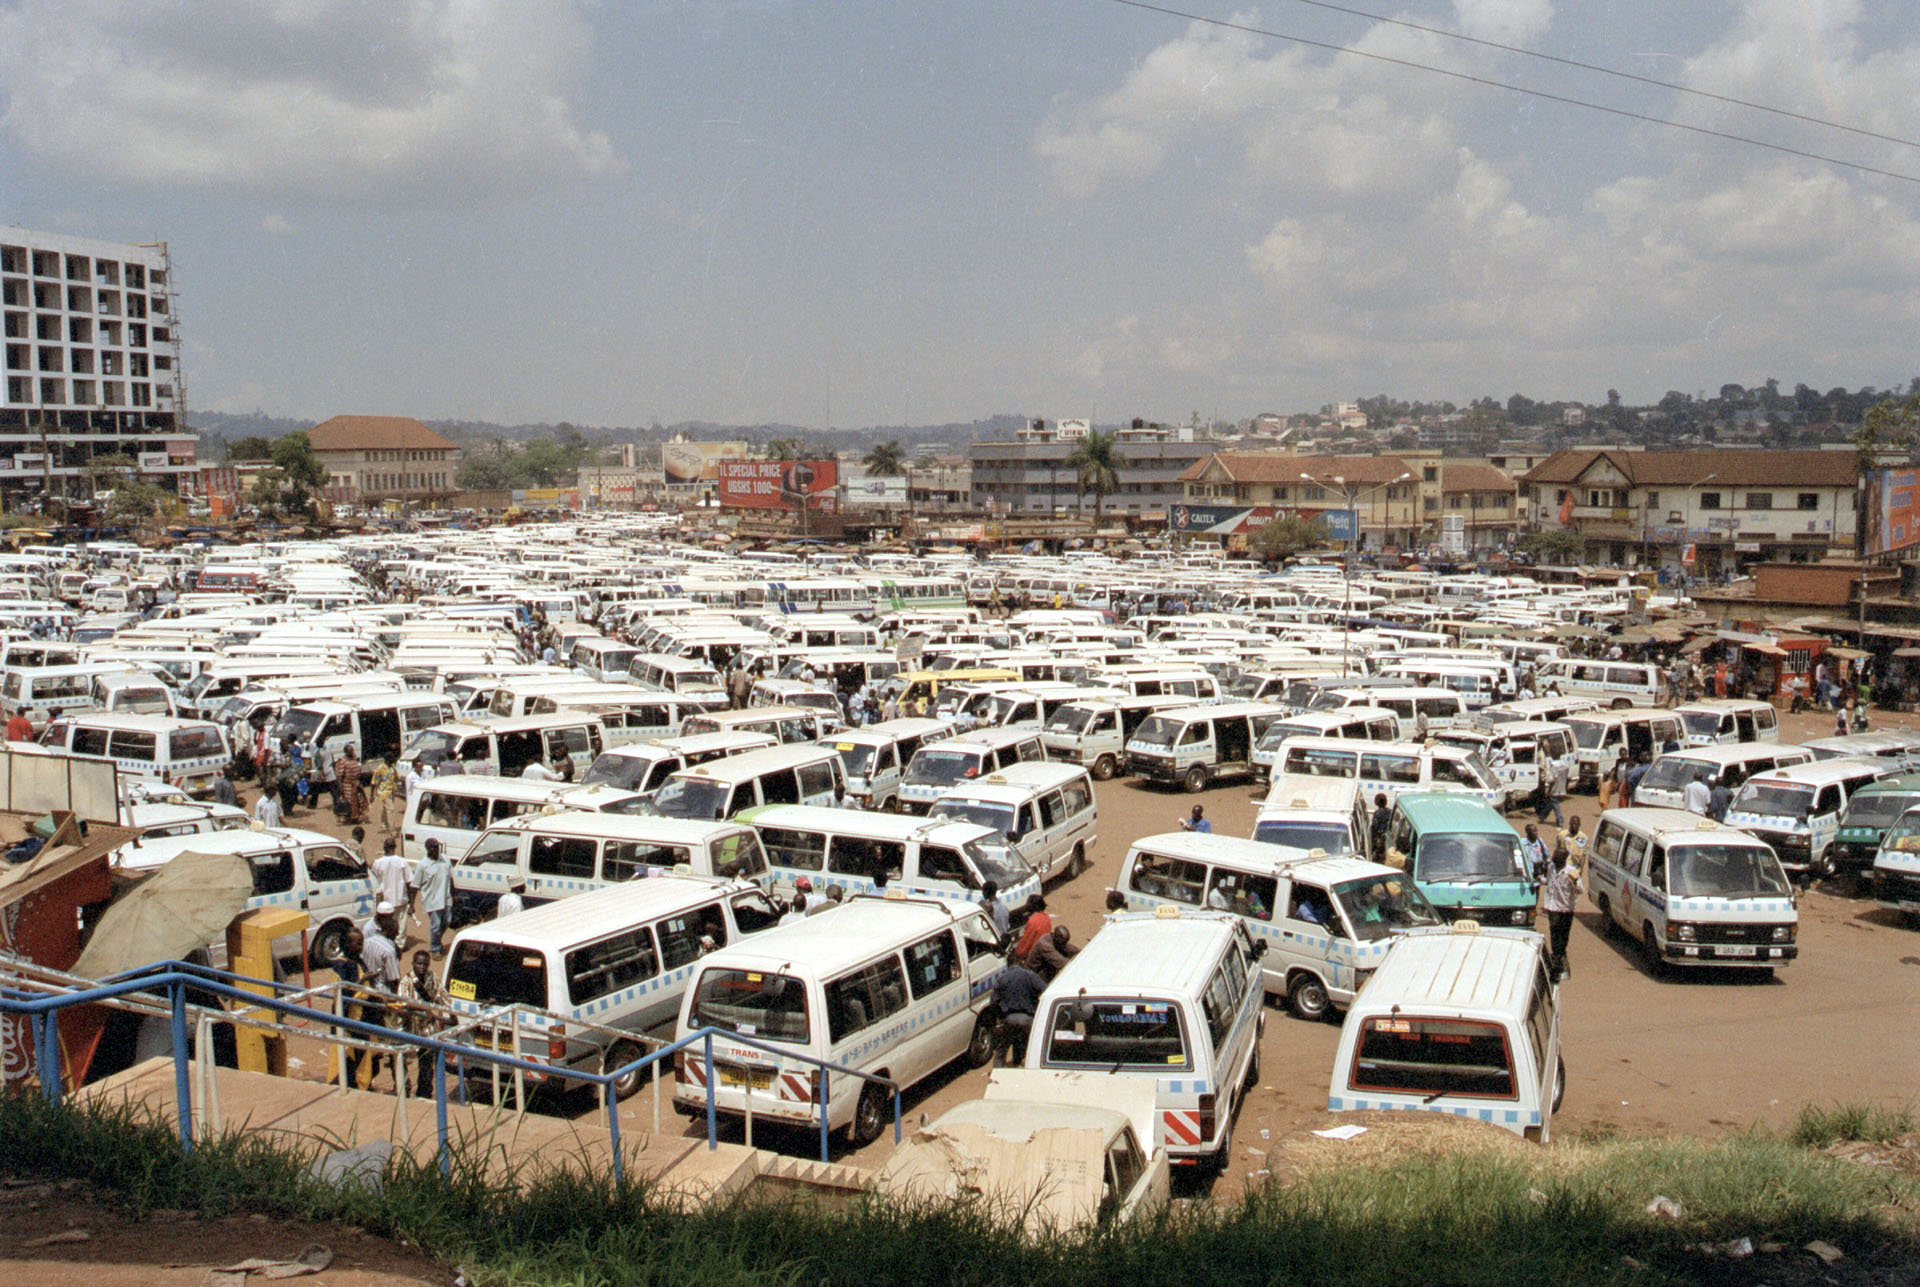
[1302,469,1413,676]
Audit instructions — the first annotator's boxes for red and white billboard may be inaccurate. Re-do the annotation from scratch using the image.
[717,459,839,512]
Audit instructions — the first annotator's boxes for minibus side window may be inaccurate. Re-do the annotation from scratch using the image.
[1621,834,1649,880]
[1206,869,1276,920]
[658,905,727,969]
[1525,962,1552,1075]
[1062,779,1092,818]
[1017,739,1045,762]
[250,851,295,897]
[1038,791,1065,829]
[492,799,541,825]
[826,956,910,1043]
[903,931,961,998]
[919,844,968,882]
[1131,853,1207,905]
[1648,845,1668,892]
[603,842,691,881]
[728,889,783,934]
[1201,970,1236,1049]
[797,759,837,799]
[761,827,827,872]
[73,727,110,756]
[1362,752,1418,783]
[567,926,660,1006]
[529,834,597,880]
[829,837,905,881]
[760,769,802,806]
[108,730,157,763]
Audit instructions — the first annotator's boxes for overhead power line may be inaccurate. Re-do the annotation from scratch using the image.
[1104,0,1920,186]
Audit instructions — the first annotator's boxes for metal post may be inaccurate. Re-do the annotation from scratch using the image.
[606,1076,624,1186]
[434,1049,450,1177]
[893,1085,902,1143]
[703,1032,717,1150]
[818,1065,830,1162]
[32,1014,57,1104]
[169,980,193,1150]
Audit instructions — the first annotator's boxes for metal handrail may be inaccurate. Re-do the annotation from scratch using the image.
[0,959,901,1177]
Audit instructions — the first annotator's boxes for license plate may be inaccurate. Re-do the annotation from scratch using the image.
[720,1066,773,1089]
[1718,945,1757,957]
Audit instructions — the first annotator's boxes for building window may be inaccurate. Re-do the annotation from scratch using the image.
[1448,495,1462,509]
[1745,492,1773,510]
[1303,486,1325,501]
[1423,497,1438,513]
[1644,491,1660,508]
[1699,492,1722,510]
[1422,466,1437,482]
[1797,492,1819,510]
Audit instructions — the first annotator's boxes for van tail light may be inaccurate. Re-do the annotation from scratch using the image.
[1197,1093,1217,1142]
[547,1025,567,1061]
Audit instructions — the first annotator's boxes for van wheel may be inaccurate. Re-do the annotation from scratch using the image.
[1812,846,1838,882]
[1642,923,1666,975]
[1287,973,1330,1022]
[606,1041,649,1100]
[966,1012,996,1068]
[1091,754,1116,781]
[1069,842,1088,878]
[849,1082,888,1147]
[1552,1054,1566,1113]
[307,920,348,973]
[1203,1107,1235,1176]
[1182,765,1209,794]
[1244,1039,1262,1090]
[1594,893,1613,935]
[1611,698,1632,710]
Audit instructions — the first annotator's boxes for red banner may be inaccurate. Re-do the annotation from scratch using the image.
[717,459,839,511]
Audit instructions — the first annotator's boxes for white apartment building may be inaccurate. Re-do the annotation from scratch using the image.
[0,227,196,502]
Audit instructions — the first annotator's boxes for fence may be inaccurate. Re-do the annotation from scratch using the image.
[0,957,901,1179]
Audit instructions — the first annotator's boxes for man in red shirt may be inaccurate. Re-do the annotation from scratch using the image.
[5,712,34,742]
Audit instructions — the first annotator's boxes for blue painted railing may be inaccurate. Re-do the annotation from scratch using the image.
[0,959,900,1179]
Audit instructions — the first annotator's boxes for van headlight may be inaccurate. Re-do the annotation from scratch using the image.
[1510,909,1530,925]
[1672,923,1697,942]
[1772,925,1794,943]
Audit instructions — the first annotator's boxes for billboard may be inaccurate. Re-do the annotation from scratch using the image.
[844,475,908,506]
[718,459,839,511]
[662,440,747,486]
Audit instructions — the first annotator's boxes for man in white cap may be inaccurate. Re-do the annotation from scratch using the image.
[370,838,412,949]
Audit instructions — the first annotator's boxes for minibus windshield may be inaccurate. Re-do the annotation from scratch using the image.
[904,749,984,787]
[1667,843,1791,898]
[929,799,1018,838]
[1566,719,1608,749]
[1415,832,1527,883]
[1731,782,1814,821]
[1680,711,1728,737]
[690,968,810,1043]
[445,940,547,1010]
[1252,819,1352,855]
[1129,716,1180,750]
[1842,790,1920,830]
[1334,874,1439,941]
[1047,705,1096,735]
[650,776,733,820]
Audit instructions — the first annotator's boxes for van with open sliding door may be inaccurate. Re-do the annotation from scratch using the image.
[1675,699,1779,748]
[1125,701,1287,793]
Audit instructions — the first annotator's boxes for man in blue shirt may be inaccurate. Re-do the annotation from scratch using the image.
[992,961,1047,1066]
[1180,805,1212,834]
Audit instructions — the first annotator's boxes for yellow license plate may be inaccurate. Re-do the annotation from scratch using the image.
[720,1066,773,1089]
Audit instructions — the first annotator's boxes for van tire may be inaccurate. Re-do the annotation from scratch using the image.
[966,1013,996,1068]
[1069,842,1088,878]
[1091,754,1117,781]
[606,1041,648,1100]
[1611,698,1632,710]
[1594,893,1613,934]
[850,1082,888,1147]
[1553,1054,1566,1113]
[1642,923,1665,974]
[1812,845,1838,882]
[307,920,348,973]
[1287,972,1330,1022]
[1244,1039,1261,1090]
[1182,765,1209,794]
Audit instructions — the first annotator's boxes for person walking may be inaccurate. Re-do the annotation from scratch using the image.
[253,782,283,829]
[396,949,449,1099]
[1683,771,1711,816]
[1534,752,1568,828]
[211,766,238,808]
[327,927,370,1088]
[1179,804,1211,834]
[310,739,339,816]
[1541,846,1583,981]
[371,755,399,833]
[357,910,403,1090]
[337,745,365,824]
[371,839,412,949]
[1521,823,1550,884]
[411,838,454,957]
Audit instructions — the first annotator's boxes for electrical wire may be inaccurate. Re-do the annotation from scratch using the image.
[1104,0,1920,186]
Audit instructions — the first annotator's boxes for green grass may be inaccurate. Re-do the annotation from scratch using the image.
[2,1094,1917,1287]
[1791,1101,1917,1148]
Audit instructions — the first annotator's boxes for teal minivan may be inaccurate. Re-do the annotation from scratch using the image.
[1383,792,1537,927]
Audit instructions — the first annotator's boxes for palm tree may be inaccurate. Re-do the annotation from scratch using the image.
[767,437,803,461]
[862,441,906,476]
[1066,430,1127,531]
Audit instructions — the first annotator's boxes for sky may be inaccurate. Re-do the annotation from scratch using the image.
[3,0,1919,433]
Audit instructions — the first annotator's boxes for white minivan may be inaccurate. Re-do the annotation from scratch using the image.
[402,776,652,860]
[1725,758,1896,878]
[676,894,1009,1144]
[741,803,1039,913]
[1586,808,1798,970]
[1027,908,1266,1172]
[443,875,786,1098]
[927,761,1098,883]
[825,717,955,812]
[1119,833,1439,1019]
[1328,923,1563,1142]
[650,744,847,822]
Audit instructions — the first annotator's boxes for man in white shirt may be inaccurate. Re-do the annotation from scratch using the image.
[494,876,526,920]
[1683,774,1712,815]
[253,789,283,829]
[370,841,412,949]
[521,758,559,782]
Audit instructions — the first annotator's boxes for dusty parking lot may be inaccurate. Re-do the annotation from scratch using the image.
[281,704,1920,1192]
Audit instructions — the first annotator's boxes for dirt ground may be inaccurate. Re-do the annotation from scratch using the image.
[247,702,1920,1194]
[0,1180,445,1286]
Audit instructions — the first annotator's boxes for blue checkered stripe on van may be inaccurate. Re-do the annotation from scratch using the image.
[842,989,978,1063]
[1672,897,1796,914]
[1158,1078,1211,1095]
[1328,1095,1540,1127]
[575,964,696,1019]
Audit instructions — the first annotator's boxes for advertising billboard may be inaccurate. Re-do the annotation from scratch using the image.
[844,475,908,507]
[717,459,839,511]
[662,440,747,486]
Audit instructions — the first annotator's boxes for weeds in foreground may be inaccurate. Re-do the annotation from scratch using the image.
[1792,1101,1917,1148]
[2,1093,1917,1287]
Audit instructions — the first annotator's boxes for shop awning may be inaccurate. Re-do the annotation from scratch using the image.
[1894,647,1920,659]
[1866,626,1920,642]
[1741,642,1788,657]
[1824,646,1869,660]
[1680,636,1717,655]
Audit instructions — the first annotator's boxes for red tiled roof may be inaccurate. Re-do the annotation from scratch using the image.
[1521,448,1855,488]
[307,416,459,453]
[1440,463,1516,493]
[1179,452,1418,485]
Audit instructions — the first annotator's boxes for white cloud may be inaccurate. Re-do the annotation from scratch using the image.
[259,214,294,236]
[0,0,619,204]
[1036,1,1920,403]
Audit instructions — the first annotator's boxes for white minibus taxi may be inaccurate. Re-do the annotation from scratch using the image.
[451,812,771,919]
[1253,778,1374,861]
[1119,834,1439,1020]
[42,714,232,797]
[1725,758,1896,878]
[402,776,652,860]
[740,803,1038,914]
[649,743,846,822]
[443,875,786,1099]
[579,731,779,797]
[1041,693,1187,783]
[1537,658,1667,709]
[1586,808,1798,970]
[676,894,1008,1144]
[1124,701,1288,793]
[1251,707,1400,783]
[1563,709,1685,791]
[825,717,955,812]
[1027,908,1266,1172]
[1675,699,1780,748]
[927,761,1098,882]
[898,728,1047,815]
[1629,744,1812,813]
[1328,923,1562,1142]
[1266,737,1505,812]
